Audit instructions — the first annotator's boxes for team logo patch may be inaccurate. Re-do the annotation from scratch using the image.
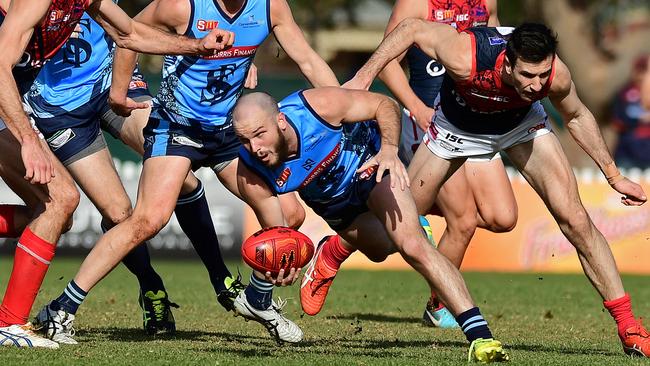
[46,128,76,151]
[197,19,219,31]
[171,134,203,148]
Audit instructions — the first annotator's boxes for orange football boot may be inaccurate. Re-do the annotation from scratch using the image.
[300,236,339,316]
[621,319,650,357]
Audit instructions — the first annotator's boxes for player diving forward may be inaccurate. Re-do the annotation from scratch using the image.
[36,0,339,345]
[345,21,650,357]
[232,89,509,363]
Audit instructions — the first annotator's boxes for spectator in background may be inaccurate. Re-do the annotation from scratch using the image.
[642,56,650,110]
[612,55,650,169]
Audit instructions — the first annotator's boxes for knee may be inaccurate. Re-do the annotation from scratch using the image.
[50,182,80,219]
[446,212,477,243]
[557,207,592,240]
[130,213,166,243]
[284,204,306,230]
[103,204,134,227]
[481,209,518,233]
[398,237,430,264]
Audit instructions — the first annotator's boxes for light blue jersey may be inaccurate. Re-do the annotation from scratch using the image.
[153,0,271,129]
[27,13,113,121]
[239,91,381,206]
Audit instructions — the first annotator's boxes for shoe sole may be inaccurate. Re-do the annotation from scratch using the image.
[475,347,509,363]
[624,345,647,357]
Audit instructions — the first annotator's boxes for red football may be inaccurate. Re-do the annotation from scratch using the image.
[241,226,315,275]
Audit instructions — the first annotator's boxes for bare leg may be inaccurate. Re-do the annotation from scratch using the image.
[506,133,624,300]
[73,156,191,291]
[465,159,517,232]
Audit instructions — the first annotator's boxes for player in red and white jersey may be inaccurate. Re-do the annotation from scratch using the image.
[346,21,650,357]
[0,0,232,348]
[378,0,518,328]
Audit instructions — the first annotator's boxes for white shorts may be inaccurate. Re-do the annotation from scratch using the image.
[398,108,500,165]
[422,101,551,160]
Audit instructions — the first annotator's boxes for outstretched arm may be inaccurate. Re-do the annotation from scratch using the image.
[0,0,55,184]
[486,0,500,26]
[88,0,233,56]
[302,87,409,189]
[550,59,646,206]
[271,0,338,87]
[237,161,286,228]
[347,19,462,90]
[378,0,433,130]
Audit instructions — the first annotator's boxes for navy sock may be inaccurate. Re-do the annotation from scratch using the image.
[244,274,273,310]
[102,223,165,293]
[175,180,232,294]
[456,307,493,342]
[51,280,87,315]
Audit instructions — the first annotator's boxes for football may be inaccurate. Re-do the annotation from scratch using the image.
[241,226,315,275]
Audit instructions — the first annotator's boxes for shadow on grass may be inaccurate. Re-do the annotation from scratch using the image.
[325,312,421,324]
[79,326,622,359]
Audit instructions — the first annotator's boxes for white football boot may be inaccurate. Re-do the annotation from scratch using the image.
[33,303,77,345]
[233,292,303,344]
[0,323,59,349]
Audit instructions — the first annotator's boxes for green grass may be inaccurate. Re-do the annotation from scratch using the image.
[1,258,649,365]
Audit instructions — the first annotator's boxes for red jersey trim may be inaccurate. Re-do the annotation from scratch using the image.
[467,30,477,78]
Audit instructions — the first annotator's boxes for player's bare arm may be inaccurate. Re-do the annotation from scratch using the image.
[270,0,338,87]
[486,0,499,26]
[377,0,432,130]
[0,0,55,184]
[87,0,232,56]
[302,87,409,189]
[236,162,300,285]
[549,59,647,206]
[349,19,467,90]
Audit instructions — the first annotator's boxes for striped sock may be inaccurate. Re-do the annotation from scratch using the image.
[51,280,87,315]
[244,274,274,310]
[456,307,493,342]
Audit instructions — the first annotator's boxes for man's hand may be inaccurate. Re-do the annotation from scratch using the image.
[108,95,151,117]
[342,76,371,91]
[264,268,302,287]
[611,178,647,206]
[405,103,435,131]
[245,63,258,89]
[356,145,410,190]
[21,135,54,184]
[198,28,235,56]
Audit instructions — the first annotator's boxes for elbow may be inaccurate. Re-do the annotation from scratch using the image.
[396,17,422,39]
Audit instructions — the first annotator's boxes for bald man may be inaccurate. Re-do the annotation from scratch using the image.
[233,89,509,363]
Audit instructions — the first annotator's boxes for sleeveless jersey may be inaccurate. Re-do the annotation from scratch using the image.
[406,0,489,107]
[153,0,271,129]
[27,13,114,120]
[239,91,381,205]
[439,27,555,134]
[0,0,88,94]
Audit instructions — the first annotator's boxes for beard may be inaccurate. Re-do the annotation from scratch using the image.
[267,127,289,168]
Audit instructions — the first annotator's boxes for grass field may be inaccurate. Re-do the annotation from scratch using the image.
[1,257,649,365]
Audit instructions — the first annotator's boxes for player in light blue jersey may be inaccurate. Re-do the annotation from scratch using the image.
[41,0,339,344]
[27,11,257,341]
[233,89,508,362]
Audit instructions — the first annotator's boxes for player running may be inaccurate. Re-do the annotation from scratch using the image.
[346,21,650,357]
[37,0,339,345]
[0,0,233,349]
[233,89,509,363]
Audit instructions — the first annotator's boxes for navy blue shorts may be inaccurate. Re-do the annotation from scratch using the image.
[142,109,240,171]
[303,171,386,232]
[35,75,152,165]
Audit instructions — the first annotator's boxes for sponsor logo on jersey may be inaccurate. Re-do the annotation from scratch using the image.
[129,80,148,90]
[239,14,265,28]
[300,143,341,188]
[527,119,548,134]
[197,19,219,31]
[488,36,506,46]
[434,9,470,23]
[275,167,292,187]
[202,46,259,60]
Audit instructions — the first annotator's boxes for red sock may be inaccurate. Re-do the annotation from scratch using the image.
[604,293,637,340]
[0,228,56,326]
[321,235,354,269]
[0,204,19,238]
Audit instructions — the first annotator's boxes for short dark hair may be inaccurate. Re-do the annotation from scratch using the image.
[506,23,558,66]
